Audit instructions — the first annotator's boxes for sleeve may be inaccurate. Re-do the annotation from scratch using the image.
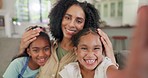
[103,57,115,78]
[3,59,21,78]
[59,68,70,78]
[59,62,80,78]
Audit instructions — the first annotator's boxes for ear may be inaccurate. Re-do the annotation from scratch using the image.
[27,48,31,56]
[73,47,78,55]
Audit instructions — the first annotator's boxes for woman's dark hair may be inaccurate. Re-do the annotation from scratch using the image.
[72,27,99,47]
[12,26,51,61]
[49,0,100,42]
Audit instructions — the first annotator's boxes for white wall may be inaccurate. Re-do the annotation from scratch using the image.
[95,0,139,27]
[0,0,48,38]
[101,0,123,27]
[0,0,16,37]
[122,0,139,26]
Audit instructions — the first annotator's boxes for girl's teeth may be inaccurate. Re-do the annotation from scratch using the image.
[85,59,95,64]
[39,58,45,62]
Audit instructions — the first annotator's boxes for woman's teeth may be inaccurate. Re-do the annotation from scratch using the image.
[66,29,76,32]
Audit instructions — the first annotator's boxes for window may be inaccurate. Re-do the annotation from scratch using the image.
[103,3,108,17]
[110,2,116,17]
[118,1,123,17]
[15,0,51,23]
[97,4,101,11]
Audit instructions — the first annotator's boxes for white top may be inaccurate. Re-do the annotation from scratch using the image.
[59,57,114,78]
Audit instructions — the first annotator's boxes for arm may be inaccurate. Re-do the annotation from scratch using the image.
[3,59,20,78]
[97,29,116,65]
[106,65,122,78]
[19,28,41,54]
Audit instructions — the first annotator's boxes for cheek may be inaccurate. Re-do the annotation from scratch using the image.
[77,24,84,30]
[77,52,86,59]
[61,18,69,27]
[95,52,103,57]
[46,51,51,57]
[30,54,37,58]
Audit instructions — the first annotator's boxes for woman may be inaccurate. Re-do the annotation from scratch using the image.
[19,0,116,78]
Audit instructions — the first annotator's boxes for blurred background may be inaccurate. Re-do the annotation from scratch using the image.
[0,0,144,77]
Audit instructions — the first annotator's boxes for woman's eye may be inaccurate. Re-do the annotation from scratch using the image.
[64,16,70,20]
[76,19,83,24]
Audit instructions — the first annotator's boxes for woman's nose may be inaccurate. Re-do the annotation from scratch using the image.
[69,19,75,27]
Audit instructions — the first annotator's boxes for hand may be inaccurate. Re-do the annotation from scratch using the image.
[19,28,42,54]
[97,29,116,64]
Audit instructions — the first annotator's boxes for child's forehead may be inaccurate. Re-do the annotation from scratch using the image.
[30,37,49,46]
[79,33,101,44]
[80,33,100,39]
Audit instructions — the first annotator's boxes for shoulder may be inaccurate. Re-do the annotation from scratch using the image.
[103,57,120,78]
[95,57,115,73]
[3,57,27,78]
[94,57,117,78]
[64,62,79,70]
[11,57,27,67]
[99,57,114,67]
[59,62,80,78]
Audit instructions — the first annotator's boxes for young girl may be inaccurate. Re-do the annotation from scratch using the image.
[3,26,51,78]
[59,27,118,78]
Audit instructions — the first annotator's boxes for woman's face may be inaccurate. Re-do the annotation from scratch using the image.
[75,33,103,71]
[27,37,51,66]
[62,4,85,39]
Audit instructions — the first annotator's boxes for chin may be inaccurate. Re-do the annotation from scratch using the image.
[85,66,97,70]
[38,63,46,66]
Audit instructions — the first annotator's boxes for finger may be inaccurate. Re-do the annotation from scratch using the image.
[101,37,114,60]
[97,29,112,46]
[101,37,108,55]
[24,37,37,47]
[101,37,108,49]
[23,32,39,43]
[97,29,109,41]
[22,29,40,43]
[23,29,40,39]
[20,29,40,50]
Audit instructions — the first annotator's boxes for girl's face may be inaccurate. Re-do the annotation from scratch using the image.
[75,33,103,70]
[27,37,51,66]
[62,4,85,39]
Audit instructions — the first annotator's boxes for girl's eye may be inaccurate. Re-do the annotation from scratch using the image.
[94,48,100,50]
[32,49,39,53]
[81,47,87,50]
[44,47,50,52]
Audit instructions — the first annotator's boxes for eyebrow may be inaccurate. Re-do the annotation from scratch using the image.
[65,13,85,20]
[79,44,102,47]
[31,45,50,49]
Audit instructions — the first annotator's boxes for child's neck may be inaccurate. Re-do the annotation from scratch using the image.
[28,59,40,70]
[81,68,95,78]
